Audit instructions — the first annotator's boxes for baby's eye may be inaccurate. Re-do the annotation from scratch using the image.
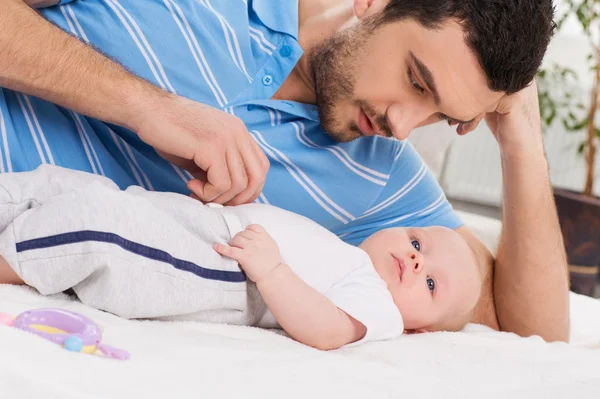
[427,277,435,293]
[411,240,421,252]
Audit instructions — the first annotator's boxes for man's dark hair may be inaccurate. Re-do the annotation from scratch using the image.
[375,0,556,94]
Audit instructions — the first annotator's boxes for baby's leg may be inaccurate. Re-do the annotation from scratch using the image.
[0,165,117,286]
[0,254,23,285]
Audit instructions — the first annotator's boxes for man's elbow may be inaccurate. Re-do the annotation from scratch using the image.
[539,318,570,343]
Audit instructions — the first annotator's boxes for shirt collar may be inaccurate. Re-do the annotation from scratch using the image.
[242,99,320,122]
[251,0,299,40]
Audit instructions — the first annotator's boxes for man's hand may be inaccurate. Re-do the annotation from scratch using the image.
[452,81,543,148]
[214,224,281,283]
[3,0,269,206]
[133,95,269,205]
[484,81,544,158]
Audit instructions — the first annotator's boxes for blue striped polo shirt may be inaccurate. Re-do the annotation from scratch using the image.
[0,0,461,245]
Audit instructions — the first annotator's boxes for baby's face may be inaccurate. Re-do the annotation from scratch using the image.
[359,226,481,332]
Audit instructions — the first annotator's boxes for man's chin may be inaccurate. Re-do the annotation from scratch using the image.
[323,129,361,143]
[321,122,363,143]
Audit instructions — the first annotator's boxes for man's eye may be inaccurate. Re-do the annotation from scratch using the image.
[411,240,421,252]
[407,69,425,94]
[438,114,450,125]
[427,277,435,293]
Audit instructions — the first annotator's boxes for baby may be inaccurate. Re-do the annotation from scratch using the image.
[0,166,481,350]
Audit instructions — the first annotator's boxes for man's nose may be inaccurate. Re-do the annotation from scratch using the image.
[407,250,424,274]
[386,102,431,140]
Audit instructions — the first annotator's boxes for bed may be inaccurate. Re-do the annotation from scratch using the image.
[0,283,599,398]
[2,130,599,398]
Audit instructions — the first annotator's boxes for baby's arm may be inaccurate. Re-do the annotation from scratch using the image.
[215,225,366,350]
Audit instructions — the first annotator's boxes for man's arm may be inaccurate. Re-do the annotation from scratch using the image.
[2,0,155,128]
[0,0,269,204]
[462,82,569,342]
[494,144,569,341]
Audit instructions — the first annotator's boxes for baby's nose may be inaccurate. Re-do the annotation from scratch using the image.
[408,251,423,274]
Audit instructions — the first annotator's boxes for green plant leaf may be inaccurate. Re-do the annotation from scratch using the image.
[578,142,586,154]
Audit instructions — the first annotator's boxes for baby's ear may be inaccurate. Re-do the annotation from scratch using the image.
[404,328,430,334]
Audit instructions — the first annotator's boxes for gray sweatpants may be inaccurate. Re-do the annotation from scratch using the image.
[0,165,266,325]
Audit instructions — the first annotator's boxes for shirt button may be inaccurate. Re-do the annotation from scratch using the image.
[262,75,274,86]
[279,45,292,57]
[247,105,255,111]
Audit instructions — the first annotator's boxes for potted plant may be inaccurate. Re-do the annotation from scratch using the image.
[537,0,600,297]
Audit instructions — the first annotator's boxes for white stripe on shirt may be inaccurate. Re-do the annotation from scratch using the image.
[363,161,428,218]
[59,6,78,36]
[110,0,177,94]
[119,133,155,190]
[105,0,170,92]
[0,108,9,173]
[70,111,104,175]
[200,0,253,83]
[380,193,447,227]
[108,128,147,189]
[16,94,47,165]
[293,122,388,185]
[258,192,270,204]
[249,32,274,55]
[248,26,276,50]
[252,130,354,222]
[394,140,408,161]
[23,95,55,165]
[164,0,228,107]
[253,131,349,223]
[66,4,90,42]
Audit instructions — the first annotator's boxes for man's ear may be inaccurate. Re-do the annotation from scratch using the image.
[353,0,389,20]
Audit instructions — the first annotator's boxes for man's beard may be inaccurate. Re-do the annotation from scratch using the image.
[309,22,393,142]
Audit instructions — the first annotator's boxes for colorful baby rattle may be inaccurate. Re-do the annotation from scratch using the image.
[0,308,129,360]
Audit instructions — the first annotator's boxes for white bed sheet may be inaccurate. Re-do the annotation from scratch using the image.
[0,285,599,399]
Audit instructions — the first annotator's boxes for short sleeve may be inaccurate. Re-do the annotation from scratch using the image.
[337,141,463,246]
[324,253,404,346]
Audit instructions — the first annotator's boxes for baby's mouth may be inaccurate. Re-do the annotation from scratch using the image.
[393,256,405,282]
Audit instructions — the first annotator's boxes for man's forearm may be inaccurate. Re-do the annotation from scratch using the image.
[1,0,164,130]
[495,148,569,342]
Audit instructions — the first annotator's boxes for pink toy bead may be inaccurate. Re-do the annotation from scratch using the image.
[0,312,14,326]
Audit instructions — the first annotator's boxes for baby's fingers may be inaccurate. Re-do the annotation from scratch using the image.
[246,224,265,233]
[214,243,244,260]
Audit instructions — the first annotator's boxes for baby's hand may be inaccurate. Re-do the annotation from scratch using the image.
[214,224,281,283]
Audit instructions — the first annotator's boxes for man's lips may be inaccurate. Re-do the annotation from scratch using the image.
[393,256,405,282]
[357,108,384,137]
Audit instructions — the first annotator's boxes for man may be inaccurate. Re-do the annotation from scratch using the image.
[0,0,568,341]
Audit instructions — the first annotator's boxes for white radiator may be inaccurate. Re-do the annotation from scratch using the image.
[441,121,600,207]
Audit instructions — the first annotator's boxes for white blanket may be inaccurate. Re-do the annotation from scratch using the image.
[0,285,599,399]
